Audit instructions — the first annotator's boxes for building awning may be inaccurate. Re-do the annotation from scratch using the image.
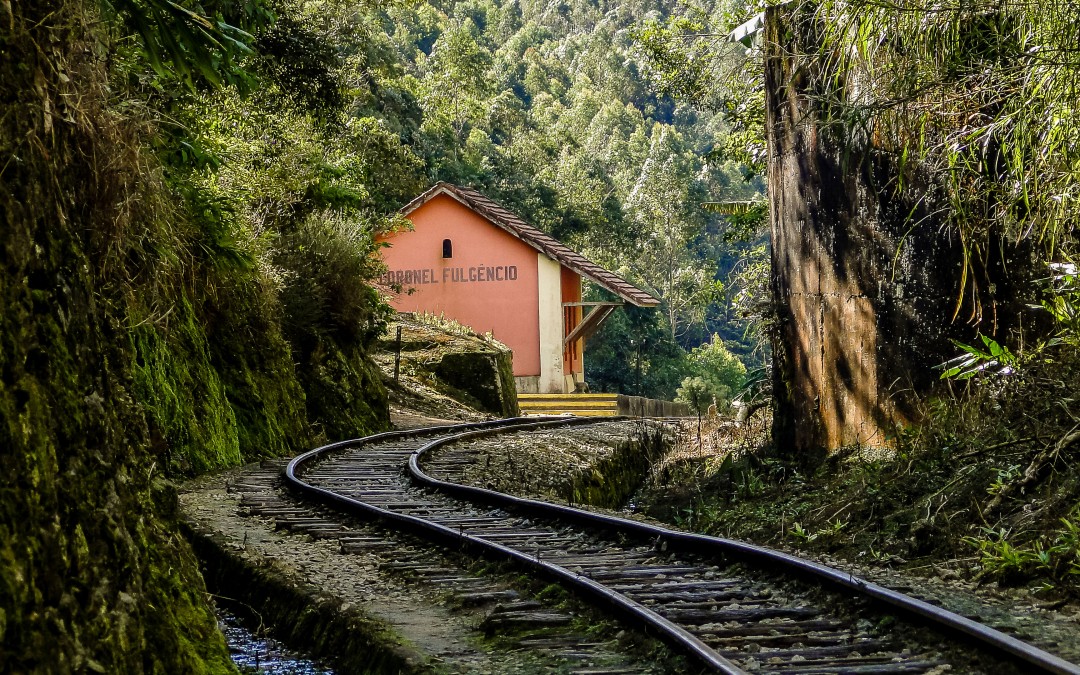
[399,183,660,307]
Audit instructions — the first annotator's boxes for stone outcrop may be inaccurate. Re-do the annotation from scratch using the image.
[434,350,519,417]
[379,317,520,418]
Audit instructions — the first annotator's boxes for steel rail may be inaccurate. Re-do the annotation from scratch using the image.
[407,422,1080,675]
[284,416,745,674]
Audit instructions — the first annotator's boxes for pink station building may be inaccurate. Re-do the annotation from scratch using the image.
[377,183,658,394]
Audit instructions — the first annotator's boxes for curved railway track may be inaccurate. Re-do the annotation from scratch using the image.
[283,417,1080,675]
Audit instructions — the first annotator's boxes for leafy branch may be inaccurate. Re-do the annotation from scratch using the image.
[101,0,272,90]
[937,334,1017,380]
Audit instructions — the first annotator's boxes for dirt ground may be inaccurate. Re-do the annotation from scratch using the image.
[182,465,510,673]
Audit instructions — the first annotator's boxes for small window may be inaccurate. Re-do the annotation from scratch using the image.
[442,239,453,258]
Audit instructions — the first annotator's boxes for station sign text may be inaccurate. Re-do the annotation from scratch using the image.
[381,265,519,287]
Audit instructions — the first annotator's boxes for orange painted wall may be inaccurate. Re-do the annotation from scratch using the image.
[377,193,541,376]
[561,267,582,376]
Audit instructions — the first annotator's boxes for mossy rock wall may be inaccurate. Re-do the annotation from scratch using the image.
[301,339,390,441]
[200,276,314,467]
[131,300,244,475]
[0,3,237,671]
[567,426,667,508]
[434,351,519,417]
[0,1,390,670]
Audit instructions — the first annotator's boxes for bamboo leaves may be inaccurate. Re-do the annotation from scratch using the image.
[806,0,1080,325]
[937,334,1017,380]
[100,0,270,90]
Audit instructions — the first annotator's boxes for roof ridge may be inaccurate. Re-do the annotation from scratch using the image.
[399,184,659,307]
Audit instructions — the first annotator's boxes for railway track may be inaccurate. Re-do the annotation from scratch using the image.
[281,417,1080,675]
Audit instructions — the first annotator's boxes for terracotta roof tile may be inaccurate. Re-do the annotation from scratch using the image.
[399,183,660,307]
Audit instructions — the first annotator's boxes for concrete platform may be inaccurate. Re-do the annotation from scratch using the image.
[518,393,688,417]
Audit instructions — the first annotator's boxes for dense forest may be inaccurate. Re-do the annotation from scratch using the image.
[173,0,767,405]
[274,0,765,398]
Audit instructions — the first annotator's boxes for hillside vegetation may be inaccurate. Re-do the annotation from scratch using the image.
[177,0,766,401]
[296,0,766,399]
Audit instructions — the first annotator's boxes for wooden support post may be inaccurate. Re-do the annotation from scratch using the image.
[394,325,402,382]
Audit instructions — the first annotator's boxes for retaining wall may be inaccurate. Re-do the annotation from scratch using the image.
[617,395,689,418]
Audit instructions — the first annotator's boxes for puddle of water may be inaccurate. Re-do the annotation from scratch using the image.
[218,608,334,674]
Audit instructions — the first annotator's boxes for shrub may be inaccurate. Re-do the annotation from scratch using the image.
[276,210,391,353]
[676,334,746,411]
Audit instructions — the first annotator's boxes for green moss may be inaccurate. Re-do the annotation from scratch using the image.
[131,298,241,475]
[202,278,311,462]
[1,1,398,671]
[567,429,666,508]
[0,2,236,671]
[432,351,519,417]
[131,267,327,473]
[301,339,390,441]
[0,284,237,673]
[535,583,570,604]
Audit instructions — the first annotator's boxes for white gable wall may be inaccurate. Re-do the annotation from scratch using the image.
[536,253,567,393]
